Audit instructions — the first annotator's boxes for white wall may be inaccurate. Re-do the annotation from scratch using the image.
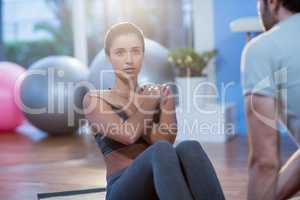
[192,0,216,96]
[193,0,215,52]
[72,0,88,65]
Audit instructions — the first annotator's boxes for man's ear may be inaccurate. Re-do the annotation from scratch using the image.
[268,0,281,13]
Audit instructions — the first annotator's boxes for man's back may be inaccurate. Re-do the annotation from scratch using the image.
[242,13,300,144]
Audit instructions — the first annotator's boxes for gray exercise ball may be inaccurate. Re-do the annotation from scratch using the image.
[20,56,89,135]
[89,38,175,89]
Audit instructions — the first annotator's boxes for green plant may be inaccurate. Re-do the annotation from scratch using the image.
[33,0,73,56]
[4,40,59,68]
[168,48,217,77]
[33,0,104,64]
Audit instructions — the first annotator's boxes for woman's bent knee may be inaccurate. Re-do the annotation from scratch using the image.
[176,140,202,150]
[151,140,175,161]
[152,140,173,150]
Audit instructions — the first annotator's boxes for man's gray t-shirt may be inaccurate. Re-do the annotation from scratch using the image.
[241,13,300,145]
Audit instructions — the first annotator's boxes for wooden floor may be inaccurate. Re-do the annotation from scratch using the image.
[0,128,298,200]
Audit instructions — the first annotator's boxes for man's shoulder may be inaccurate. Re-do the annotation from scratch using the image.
[246,31,275,52]
[242,29,283,66]
[240,30,279,82]
[244,21,293,56]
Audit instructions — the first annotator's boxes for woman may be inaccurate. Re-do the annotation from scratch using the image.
[83,22,224,200]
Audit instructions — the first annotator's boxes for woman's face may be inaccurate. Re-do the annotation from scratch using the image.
[107,33,144,82]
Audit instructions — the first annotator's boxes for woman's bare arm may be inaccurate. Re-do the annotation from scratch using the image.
[143,85,177,144]
[83,92,158,145]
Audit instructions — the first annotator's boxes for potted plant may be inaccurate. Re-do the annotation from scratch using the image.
[168,48,217,77]
[167,48,217,111]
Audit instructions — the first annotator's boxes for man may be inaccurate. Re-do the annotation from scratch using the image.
[241,0,300,199]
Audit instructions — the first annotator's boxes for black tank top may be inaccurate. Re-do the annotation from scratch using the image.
[94,104,147,156]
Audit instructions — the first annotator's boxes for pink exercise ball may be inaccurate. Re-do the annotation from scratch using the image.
[0,62,26,132]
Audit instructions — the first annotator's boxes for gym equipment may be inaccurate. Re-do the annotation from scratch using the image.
[0,62,25,132]
[20,56,89,135]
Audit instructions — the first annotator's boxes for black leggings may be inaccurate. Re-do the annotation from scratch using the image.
[106,140,225,200]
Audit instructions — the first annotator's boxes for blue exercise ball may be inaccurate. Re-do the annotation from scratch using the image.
[20,56,89,135]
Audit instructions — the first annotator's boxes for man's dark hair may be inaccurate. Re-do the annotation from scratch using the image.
[281,0,300,13]
[264,0,300,13]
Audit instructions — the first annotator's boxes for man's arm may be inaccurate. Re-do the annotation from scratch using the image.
[246,94,280,200]
[276,148,300,199]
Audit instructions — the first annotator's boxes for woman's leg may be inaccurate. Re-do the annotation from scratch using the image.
[175,140,225,200]
[107,141,194,200]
